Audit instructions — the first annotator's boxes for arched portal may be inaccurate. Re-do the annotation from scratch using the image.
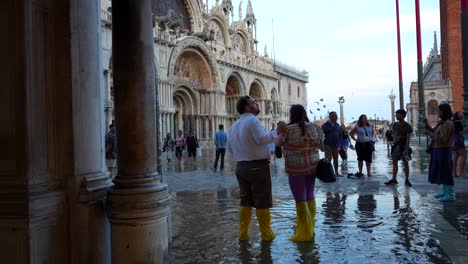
[174,49,213,90]
[173,87,197,136]
[271,88,279,116]
[226,75,242,115]
[249,81,270,129]
[249,82,263,99]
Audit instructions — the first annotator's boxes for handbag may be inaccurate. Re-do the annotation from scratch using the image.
[275,146,282,158]
[316,158,336,183]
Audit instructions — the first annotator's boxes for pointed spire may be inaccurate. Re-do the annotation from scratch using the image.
[433,31,438,56]
[222,0,233,16]
[245,0,255,20]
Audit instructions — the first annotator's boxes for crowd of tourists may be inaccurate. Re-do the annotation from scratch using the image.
[104,97,464,242]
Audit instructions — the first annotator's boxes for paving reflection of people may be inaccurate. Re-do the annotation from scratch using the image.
[276,104,324,242]
[356,195,376,228]
[322,192,347,225]
[228,95,277,241]
[423,103,456,202]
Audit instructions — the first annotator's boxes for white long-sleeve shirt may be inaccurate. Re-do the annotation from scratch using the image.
[228,113,276,162]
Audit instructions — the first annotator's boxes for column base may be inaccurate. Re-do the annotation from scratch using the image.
[107,173,171,264]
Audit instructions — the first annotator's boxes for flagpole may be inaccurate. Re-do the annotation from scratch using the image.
[415,0,425,136]
[396,0,404,109]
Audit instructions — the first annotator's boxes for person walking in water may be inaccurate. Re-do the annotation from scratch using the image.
[228,95,277,241]
[105,123,117,177]
[175,129,185,162]
[268,124,277,164]
[214,124,227,171]
[163,132,175,164]
[185,131,199,164]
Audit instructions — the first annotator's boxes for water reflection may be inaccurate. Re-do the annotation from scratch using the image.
[167,143,461,263]
[356,195,377,229]
[294,239,320,263]
[322,192,347,225]
[439,192,468,240]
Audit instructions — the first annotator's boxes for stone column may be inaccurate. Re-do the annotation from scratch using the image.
[107,0,171,263]
[338,97,345,125]
[388,93,396,123]
[70,0,114,262]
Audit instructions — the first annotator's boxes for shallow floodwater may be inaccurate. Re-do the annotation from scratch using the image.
[164,139,467,263]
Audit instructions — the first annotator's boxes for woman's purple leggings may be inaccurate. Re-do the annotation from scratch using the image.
[288,175,316,202]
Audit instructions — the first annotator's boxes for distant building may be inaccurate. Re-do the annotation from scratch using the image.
[100,0,309,144]
[406,32,452,130]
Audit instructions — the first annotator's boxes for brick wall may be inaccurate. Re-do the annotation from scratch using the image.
[440,0,464,111]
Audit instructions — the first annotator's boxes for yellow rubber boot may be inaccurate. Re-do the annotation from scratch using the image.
[239,206,252,240]
[306,199,316,235]
[256,208,276,241]
[290,202,313,242]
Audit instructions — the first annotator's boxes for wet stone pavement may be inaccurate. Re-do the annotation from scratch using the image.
[162,140,468,263]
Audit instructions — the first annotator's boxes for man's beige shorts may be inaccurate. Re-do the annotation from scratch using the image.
[324,145,339,161]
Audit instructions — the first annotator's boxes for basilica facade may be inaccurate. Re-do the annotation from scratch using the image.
[406,32,453,129]
[101,0,309,144]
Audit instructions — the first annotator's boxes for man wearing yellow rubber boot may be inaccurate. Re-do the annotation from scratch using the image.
[228,96,277,241]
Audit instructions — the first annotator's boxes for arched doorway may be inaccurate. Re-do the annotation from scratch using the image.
[225,75,242,127]
[271,88,279,123]
[170,48,214,140]
[249,81,270,129]
[173,87,197,136]
[427,99,439,124]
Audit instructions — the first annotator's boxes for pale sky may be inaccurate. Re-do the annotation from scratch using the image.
[227,0,440,123]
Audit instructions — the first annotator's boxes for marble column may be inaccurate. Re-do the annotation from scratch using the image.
[69,0,114,262]
[107,0,171,263]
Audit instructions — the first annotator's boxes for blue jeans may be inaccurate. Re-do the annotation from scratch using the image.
[214,148,226,169]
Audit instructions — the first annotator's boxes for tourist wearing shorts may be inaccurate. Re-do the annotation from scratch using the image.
[385,109,413,186]
[321,111,343,176]
[349,114,374,177]
[228,96,277,241]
